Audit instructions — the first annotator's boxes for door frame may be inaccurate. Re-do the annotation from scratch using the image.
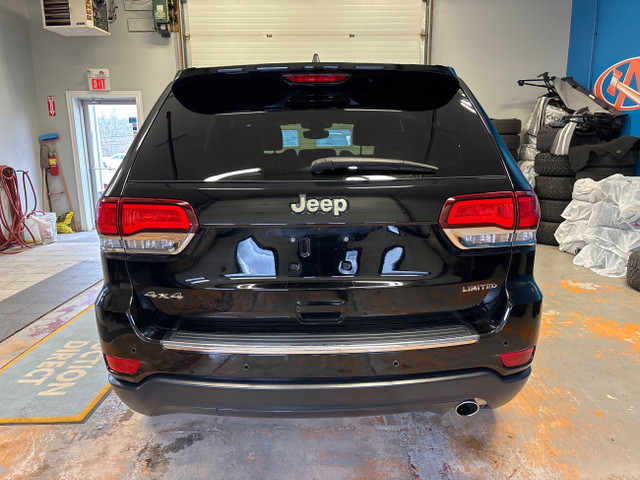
[80,97,137,212]
[66,90,144,231]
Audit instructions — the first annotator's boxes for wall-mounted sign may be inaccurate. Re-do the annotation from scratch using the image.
[47,96,56,116]
[85,0,93,22]
[594,56,640,111]
[86,68,111,92]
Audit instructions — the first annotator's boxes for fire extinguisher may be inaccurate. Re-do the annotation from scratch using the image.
[48,153,59,176]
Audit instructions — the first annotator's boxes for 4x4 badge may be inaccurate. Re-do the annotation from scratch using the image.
[290,194,348,217]
[144,291,184,300]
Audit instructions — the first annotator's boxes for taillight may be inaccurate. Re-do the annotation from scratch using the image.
[105,355,141,375]
[514,191,541,244]
[96,198,118,235]
[500,347,535,368]
[120,199,197,235]
[282,73,350,84]
[438,191,540,249]
[95,197,199,254]
[440,193,515,230]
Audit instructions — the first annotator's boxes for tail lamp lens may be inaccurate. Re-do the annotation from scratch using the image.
[500,347,535,368]
[95,198,198,254]
[516,191,541,229]
[121,201,195,235]
[282,73,350,84]
[96,198,118,235]
[440,194,515,229]
[439,191,540,249]
[105,355,141,375]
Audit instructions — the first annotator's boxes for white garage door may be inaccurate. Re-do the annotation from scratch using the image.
[185,0,427,67]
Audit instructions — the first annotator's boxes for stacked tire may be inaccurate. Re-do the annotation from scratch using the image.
[536,126,563,153]
[534,127,575,245]
[535,157,574,245]
[537,125,604,153]
[628,252,640,292]
[491,118,521,159]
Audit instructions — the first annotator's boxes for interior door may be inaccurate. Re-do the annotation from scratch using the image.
[81,99,138,209]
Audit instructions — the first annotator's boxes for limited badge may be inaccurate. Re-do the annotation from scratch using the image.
[462,283,498,293]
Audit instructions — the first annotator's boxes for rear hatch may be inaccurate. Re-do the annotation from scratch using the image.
[99,64,538,342]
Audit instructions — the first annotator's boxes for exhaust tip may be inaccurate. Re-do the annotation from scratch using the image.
[455,400,480,417]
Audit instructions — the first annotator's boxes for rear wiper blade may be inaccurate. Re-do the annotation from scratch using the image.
[310,157,438,174]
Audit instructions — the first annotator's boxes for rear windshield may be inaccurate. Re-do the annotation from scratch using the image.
[129,89,505,182]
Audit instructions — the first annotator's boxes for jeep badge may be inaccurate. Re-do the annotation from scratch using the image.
[290,194,348,217]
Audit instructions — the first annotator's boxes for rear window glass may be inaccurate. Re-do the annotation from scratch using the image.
[129,89,505,182]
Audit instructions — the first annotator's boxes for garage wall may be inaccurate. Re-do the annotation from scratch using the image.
[431,0,573,123]
[24,0,178,226]
[0,1,41,204]
[568,0,640,136]
[567,0,640,175]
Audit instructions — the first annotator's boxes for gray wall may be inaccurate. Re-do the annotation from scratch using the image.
[25,0,177,225]
[0,1,41,205]
[431,0,573,123]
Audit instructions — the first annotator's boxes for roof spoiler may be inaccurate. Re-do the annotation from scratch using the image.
[171,63,460,114]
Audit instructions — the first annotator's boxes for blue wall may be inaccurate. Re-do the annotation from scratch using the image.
[566,0,599,89]
[567,0,640,138]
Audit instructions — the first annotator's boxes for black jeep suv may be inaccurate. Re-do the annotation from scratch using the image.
[95,63,542,418]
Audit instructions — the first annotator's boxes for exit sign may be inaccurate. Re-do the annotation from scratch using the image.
[90,78,110,90]
[86,68,111,91]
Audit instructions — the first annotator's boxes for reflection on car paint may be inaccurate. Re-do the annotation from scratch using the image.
[338,250,359,274]
[225,237,276,277]
[381,246,431,276]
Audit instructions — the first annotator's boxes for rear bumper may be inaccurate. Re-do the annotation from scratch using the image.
[109,367,530,418]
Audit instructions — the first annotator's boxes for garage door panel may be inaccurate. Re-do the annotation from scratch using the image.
[187,0,425,66]
[190,35,423,66]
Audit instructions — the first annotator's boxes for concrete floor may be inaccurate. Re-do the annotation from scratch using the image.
[1,241,639,479]
[0,231,99,302]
